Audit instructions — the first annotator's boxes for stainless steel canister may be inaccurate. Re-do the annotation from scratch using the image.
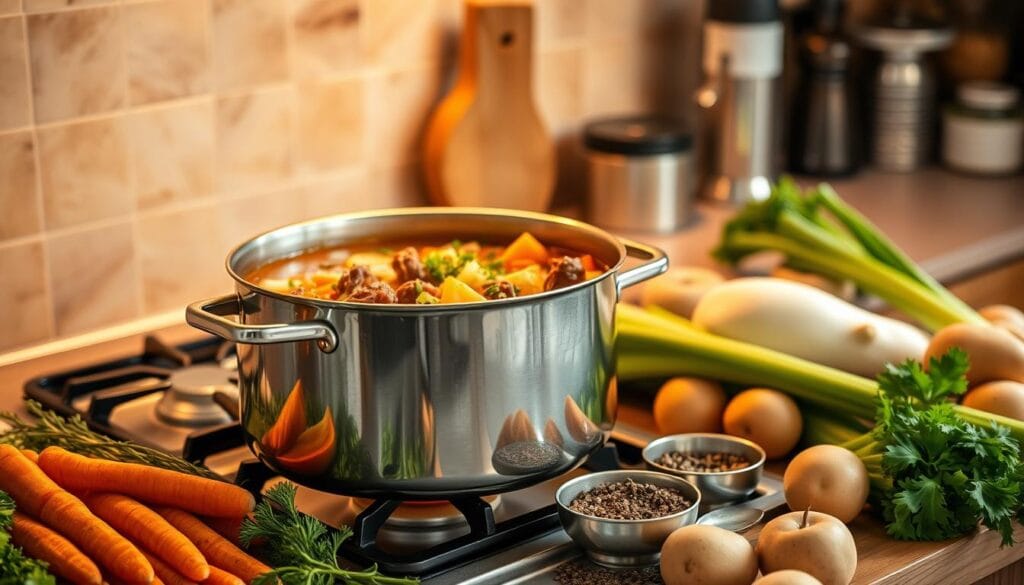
[584,117,694,233]
[186,208,668,499]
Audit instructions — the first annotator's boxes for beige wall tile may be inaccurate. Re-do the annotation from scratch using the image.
[369,163,425,208]
[130,100,214,210]
[0,17,31,131]
[536,0,585,47]
[365,66,442,168]
[362,0,444,68]
[212,0,288,91]
[292,0,360,79]
[38,117,132,229]
[215,89,292,192]
[24,0,110,13]
[294,79,363,174]
[126,0,210,106]
[138,203,230,312]
[47,222,139,335]
[0,130,42,240]
[218,187,309,247]
[583,39,659,117]
[27,7,125,123]
[536,47,582,133]
[0,1,21,17]
[0,241,51,351]
[586,0,683,41]
[299,168,367,217]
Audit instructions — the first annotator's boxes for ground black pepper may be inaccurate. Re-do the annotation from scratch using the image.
[553,561,664,585]
[654,450,751,473]
[567,478,690,520]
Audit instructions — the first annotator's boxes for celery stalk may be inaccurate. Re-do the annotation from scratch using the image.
[714,179,988,331]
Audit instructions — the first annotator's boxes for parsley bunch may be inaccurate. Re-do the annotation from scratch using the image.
[848,349,1024,545]
[240,482,418,585]
[0,491,54,585]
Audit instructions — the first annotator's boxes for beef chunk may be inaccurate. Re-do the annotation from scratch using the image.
[337,265,375,297]
[395,279,440,304]
[544,256,585,291]
[346,281,398,304]
[391,247,426,284]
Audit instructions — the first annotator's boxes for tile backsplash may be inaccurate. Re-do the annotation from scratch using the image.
[0,0,698,351]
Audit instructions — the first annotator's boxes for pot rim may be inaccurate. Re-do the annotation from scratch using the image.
[224,206,629,312]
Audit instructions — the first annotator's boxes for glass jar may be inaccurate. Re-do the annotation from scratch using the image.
[942,82,1023,175]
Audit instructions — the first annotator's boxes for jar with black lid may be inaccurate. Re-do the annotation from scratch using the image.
[583,117,694,233]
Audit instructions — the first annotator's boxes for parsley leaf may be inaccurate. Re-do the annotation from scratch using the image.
[0,491,55,585]
[872,349,1022,546]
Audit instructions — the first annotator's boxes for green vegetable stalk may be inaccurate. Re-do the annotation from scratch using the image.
[616,304,1024,444]
[0,491,54,585]
[713,178,987,332]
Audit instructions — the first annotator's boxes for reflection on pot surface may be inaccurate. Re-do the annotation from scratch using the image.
[189,208,667,497]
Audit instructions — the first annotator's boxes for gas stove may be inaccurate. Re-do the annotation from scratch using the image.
[22,335,783,584]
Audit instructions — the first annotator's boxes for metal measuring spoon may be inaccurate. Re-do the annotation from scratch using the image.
[696,488,786,532]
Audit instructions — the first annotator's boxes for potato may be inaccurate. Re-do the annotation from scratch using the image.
[980,305,1024,341]
[653,378,727,435]
[757,570,823,585]
[641,267,725,319]
[722,389,802,459]
[661,524,758,585]
[925,323,1024,385]
[757,511,857,585]
[963,381,1024,421]
[783,445,869,524]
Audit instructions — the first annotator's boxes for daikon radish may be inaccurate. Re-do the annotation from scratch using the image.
[640,267,725,319]
[692,277,928,377]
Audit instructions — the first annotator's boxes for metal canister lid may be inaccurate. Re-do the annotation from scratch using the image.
[707,0,779,23]
[958,82,1021,112]
[583,117,693,156]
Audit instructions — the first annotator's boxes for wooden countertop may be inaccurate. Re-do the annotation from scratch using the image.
[0,167,1022,583]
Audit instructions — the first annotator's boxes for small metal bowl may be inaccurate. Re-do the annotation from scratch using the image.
[642,433,765,507]
[555,470,701,567]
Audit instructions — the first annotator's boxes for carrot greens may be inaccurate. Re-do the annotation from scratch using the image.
[241,482,418,585]
[0,401,219,480]
[0,491,54,585]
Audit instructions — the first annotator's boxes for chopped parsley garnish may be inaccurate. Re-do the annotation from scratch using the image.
[423,248,475,282]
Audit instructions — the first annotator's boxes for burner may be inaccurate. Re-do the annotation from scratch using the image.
[350,496,502,529]
[156,365,238,427]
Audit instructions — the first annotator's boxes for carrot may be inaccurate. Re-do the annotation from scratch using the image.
[141,549,199,585]
[38,446,255,518]
[84,493,209,582]
[156,508,271,584]
[202,516,244,545]
[203,566,245,585]
[0,445,153,584]
[11,512,102,585]
[21,449,38,462]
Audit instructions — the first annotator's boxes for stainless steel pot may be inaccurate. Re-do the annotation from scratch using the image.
[186,208,667,498]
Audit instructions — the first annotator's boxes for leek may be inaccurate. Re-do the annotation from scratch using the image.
[616,304,1024,443]
[713,178,987,332]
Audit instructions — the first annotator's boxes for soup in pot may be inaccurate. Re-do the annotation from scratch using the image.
[246,232,607,305]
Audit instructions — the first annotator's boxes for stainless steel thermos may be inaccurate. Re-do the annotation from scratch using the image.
[698,0,783,203]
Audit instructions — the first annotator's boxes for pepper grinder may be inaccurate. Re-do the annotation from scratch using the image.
[790,0,859,176]
[698,0,783,203]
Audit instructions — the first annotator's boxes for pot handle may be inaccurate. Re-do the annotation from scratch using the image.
[186,294,339,353]
[615,238,669,294]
